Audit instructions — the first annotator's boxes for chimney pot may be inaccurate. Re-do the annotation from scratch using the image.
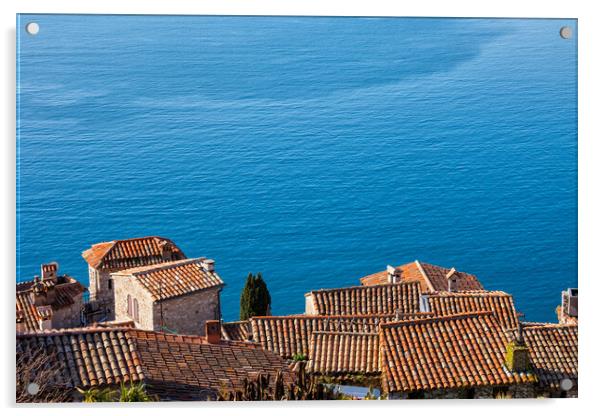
[41,262,58,282]
[386,265,401,284]
[446,268,458,292]
[203,259,215,272]
[205,320,221,344]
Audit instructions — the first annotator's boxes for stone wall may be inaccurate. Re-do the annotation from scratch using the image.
[153,288,222,336]
[305,295,316,315]
[113,275,155,330]
[51,293,84,329]
[88,267,116,320]
[387,383,536,399]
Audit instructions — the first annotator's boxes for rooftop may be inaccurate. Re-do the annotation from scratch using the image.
[379,312,537,394]
[113,258,224,301]
[424,290,519,329]
[249,314,397,359]
[16,270,86,332]
[306,281,422,316]
[81,236,186,271]
[309,331,380,377]
[522,323,578,390]
[359,260,483,292]
[16,326,293,401]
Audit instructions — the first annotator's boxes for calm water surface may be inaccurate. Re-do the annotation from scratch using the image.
[17,16,577,322]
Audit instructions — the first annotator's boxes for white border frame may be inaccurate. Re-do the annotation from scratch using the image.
[2,1,600,415]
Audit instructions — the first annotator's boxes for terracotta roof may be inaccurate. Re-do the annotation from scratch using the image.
[113,258,224,301]
[425,290,519,329]
[82,236,186,271]
[309,331,380,376]
[379,312,537,394]
[306,282,421,316]
[359,260,483,292]
[522,324,578,390]
[16,277,87,332]
[16,327,293,401]
[221,320,251,341]
[249,314,398,359]
[16,328,144,388]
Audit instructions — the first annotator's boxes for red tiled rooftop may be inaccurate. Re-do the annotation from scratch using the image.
[522,323,578,391]
[309,331,380,376]
[306,281,422,316]
[379,312,537,394]
[16,327,293,401]
[16,277,87,332]
[82,236,186,271]
[113,258,224,301]
[425,290,519,329]
[359,260,483,292]
[250,314,397,359]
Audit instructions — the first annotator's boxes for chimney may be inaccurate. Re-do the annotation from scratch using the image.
[202,259,215,273]
[565,288,578,317]
[30,277,48,306]
[37,306,53,331]
[16,311,25,333]
[205,320,221,344]
[386,265,402,284]
[41,262,58,283]
[160,241,173,261]
[505,322,530,373]
[446,268,458,292]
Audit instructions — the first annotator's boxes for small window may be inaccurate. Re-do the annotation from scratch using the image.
[108,279,113,290]
[127,294,132,317]
[133,298,139,322]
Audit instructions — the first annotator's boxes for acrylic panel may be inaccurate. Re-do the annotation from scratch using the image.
[16,15,577,402]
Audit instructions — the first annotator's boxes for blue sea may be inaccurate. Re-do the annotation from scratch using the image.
[16,15,577,322]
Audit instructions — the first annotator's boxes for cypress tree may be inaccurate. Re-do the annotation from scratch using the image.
[240,272,272,320]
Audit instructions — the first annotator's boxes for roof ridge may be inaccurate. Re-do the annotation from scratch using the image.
[305,280,420,295]
[311,330,379,337]
[16,326,128,338]
[523,323,578,330]
[429,290,511,297]
[414,260,436,292]
[115,257,206,276]
[250,313,397,321]
[379,311,495,329]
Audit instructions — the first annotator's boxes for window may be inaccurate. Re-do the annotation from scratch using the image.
[133,299,139,322]
[127,294,132,317]
[108,279,113,290]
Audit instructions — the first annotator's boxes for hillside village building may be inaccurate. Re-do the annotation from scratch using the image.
[359,260,483,292]
[16,252,578,401]
[557,287,578,324]
[111,257,224,335]
[16,263,86,332]
[82,236,186,321]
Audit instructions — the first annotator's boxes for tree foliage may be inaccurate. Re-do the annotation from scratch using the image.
[240,272,271,320]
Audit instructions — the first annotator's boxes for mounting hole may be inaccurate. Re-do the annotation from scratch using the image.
[27,382,40,395]
[560,378,573,391]
[26,22,40,36]
[559,26,572,39]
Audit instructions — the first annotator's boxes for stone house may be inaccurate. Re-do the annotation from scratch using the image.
[16,321,293,401]
[557,288,578,324]
[16,262,87,332]
[81,236,186,321]
[111,257,224,335]
[359,260,483,292]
